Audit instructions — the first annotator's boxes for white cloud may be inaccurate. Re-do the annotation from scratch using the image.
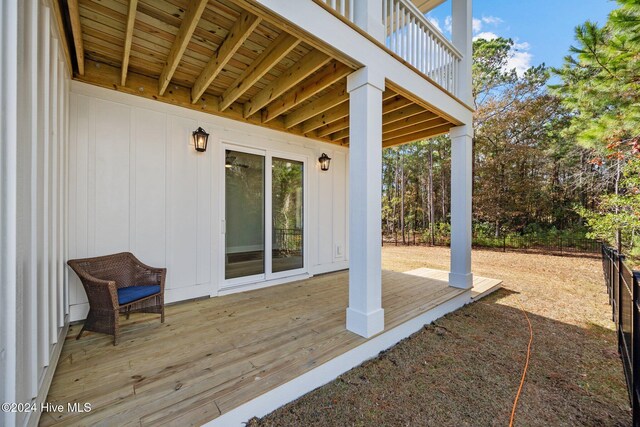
[473,31,499,41]
[426,16,442,32]
[472,18,483,33]
[481,16,503,26]
[508,41,533,76]
[444,16,452,33]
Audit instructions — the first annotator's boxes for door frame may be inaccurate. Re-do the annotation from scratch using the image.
[219,141,308,291]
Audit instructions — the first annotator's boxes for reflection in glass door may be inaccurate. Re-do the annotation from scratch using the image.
[272,158,304,273]
[225,150,265,279]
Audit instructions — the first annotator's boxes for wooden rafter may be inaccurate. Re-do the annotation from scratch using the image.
[262,62,351,123]
[120,0,139,86]
[244,50,331,118]
[330,128,349,141]
[219,32,299,112]
[191,11,261,103]
[158,0,208,96]
[382,110,438,134]
[382,104,425,125]
[382,124,452,148]
[383,118,449,140]
[285,83,348,129]
[382,96,413,114]
[67,0,85,75]
[316,116,349,138]
[301,102,349,134]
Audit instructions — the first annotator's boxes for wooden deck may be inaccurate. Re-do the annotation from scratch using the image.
[42,269,501,426]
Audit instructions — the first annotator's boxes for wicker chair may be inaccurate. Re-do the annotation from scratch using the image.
[67,252,166,345]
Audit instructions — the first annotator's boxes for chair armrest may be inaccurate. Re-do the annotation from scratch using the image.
[131,256,166,292]
[80,276,119,310]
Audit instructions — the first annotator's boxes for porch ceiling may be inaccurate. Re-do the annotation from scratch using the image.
[60,0,456,147]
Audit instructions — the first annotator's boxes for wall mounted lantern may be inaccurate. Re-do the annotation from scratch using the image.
[318,153,331,171]
[193,127,210,152]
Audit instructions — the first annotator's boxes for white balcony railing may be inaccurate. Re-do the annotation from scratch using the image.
[384,0,462,95]
[318,0,355,21]
[317,0,463,98]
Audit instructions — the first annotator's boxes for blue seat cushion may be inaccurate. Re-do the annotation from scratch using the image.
[117,285,160,305]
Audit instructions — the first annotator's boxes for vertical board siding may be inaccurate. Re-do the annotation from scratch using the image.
[3,0,71,426]
[68,84,350,318]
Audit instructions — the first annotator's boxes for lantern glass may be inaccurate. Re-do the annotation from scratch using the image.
[318,153,331,171]
[193,127,209,152]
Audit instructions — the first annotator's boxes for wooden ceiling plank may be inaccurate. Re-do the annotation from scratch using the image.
[382,124,452,148]
[382,104,425,125]
[300,102,350,134]
[383,89,398,101]
[317,116,349,138]
[191,11,261,103]
[158,0,209,96]
[285,83,348,129]
[120,0,139,85]
[382,110,439,134]
[68,0,85,75]
[220,32,300,111]
[262,62,351,123]
[244,49,331,118]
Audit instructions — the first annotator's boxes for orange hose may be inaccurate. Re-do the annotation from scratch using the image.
[509,296,533,427]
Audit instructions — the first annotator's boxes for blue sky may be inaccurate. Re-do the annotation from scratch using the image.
[427,0,617,73]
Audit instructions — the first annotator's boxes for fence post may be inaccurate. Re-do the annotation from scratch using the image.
[503,235,506,253]
[559,237,563,255]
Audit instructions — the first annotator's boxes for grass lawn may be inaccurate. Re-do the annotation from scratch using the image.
[248,246,630,426]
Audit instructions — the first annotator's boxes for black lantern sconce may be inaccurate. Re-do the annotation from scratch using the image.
[193,127,210,152]
[318,153,331,171]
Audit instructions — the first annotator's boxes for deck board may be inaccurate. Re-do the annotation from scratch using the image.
[42,269,500,426]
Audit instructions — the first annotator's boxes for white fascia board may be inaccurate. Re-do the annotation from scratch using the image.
[253,0,473,125]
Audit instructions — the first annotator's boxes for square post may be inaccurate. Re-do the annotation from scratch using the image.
[452,0,473,106]
[346,67,385,338]
[449,124,473,289]
[353,0,385,43]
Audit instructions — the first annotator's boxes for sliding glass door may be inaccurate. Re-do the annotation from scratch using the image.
[223,147,305,286]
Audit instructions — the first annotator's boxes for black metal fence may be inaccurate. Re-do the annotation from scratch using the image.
[602,245,640,426]
[382,232,600,255]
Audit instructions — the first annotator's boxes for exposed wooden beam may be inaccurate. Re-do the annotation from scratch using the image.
[50,0,73,74]
[330,128,349,141]
[244,50,331,118]
[158,0,208,96]
[120,0,139,86]
[301,102,350,134]
[382,96,413,114]
[382,124,452,148]
[382,110,439,134]
[383,90,399,101]
[285,83,348,129]
[382,104,425,125]
[191,11,261,103]
[67,0,85,75]
[316,116,349,138]
[220,32,299,112]
[262,62,351,123]
[383,118,449,140]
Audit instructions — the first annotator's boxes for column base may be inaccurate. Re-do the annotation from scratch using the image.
[449,272,473,289]
[346,307,384,338]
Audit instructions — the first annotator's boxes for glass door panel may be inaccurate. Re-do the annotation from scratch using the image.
[225,150,265,279]
[271,157,304,273]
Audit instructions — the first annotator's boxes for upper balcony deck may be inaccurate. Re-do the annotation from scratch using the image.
[56,0,472,148]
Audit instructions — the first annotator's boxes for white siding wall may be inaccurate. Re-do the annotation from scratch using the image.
[68,83,349,321]
[1,0,70,426]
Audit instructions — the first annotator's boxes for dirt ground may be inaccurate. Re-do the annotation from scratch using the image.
[248,246,630,426]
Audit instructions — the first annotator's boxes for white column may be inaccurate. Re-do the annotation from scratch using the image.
[353,0,385,43]
[452,0,472,106]
[346,67,385,338]
[449,125,473,289]
[1,0,19,424]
